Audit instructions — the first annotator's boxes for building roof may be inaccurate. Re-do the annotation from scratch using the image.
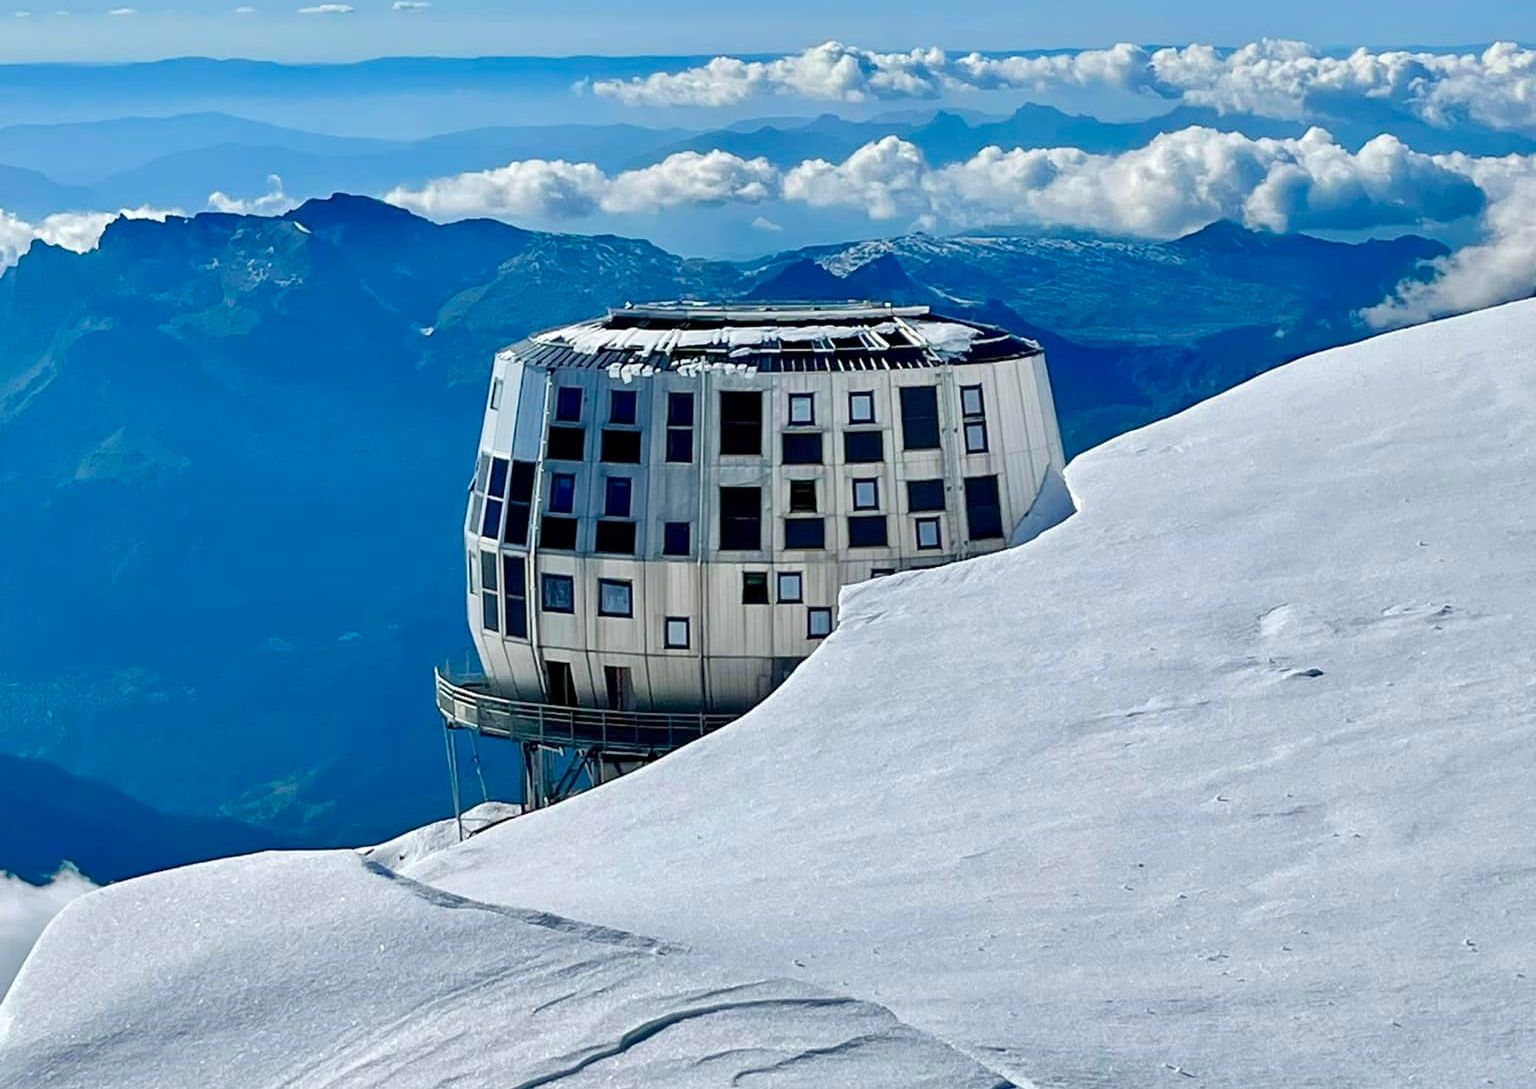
[505,301,1042,374]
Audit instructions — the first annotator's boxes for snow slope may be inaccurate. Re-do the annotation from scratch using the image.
[407,300,1536,1087]
[0,851,1012,1088]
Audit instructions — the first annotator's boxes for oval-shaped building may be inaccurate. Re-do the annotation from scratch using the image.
[460,301,1064,718]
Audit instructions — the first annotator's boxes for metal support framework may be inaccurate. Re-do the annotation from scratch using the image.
[442,720,465,843]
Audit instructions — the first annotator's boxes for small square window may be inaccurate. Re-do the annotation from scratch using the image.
[788,393,815,426]
[548,473,576,514]
[598,578,633,618]
[609,389,638,425]
[594,519,636,554]
[555,387,583,422]
[852,478,879,511]
[539,516,578,551]
[604,477,632,517]
[964,421,989,454]
[915,516,942,550]
[664,616,690,649]
[807,606,833,639]
[742,571,769,604]
[663,521,691,556]
[777,571,803,603]
[601,428,642,464]
[843,430,883,463]
[906,478,945,512]
[784,517,825,549]
[541,573,574,613]
[848,391,875,424]
[546,425,585,461]
[960,384,985,418]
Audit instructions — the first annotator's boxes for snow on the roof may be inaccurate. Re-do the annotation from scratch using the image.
[407,299,1536,1088]
[0,851,1013,1089]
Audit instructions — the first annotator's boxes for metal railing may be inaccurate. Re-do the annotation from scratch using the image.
[434,666,737,756]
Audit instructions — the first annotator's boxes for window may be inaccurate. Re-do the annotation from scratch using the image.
[852,478,880,511]
[479,550,499,593]
[604,477,632,517]
[742,571,769,604]
[719,485,762,551]
[481,591,500,632]
[781,432,823,465]
[788,479,818,513]
[548,472,576,514]
[594,520,637,555]
[719,391,763,456]
[960,384,985,418]
[546,425,585,461]
[545,661,577,707]
[663,521,691,556]
[502,554,528,639]
[787,393,815,425]
[598,579,633,618]
[784,517,825,549]
[964,475,1005,540]
[609,389,637,425]
[899,386,941,450]
[848,515,889,548]
[539,516,578,551]
[555,387,583,422]
[777,571,803,603]
[964,421,989,454]
[480,498,503,539]
[489,377,503,410]
[541,573,574,613]
[906,478,945,512]
[843,430,883,463]
[807,606,833,639]
[871,567,895,577]
[915,516,942,551]
[603,665,634,711]
[664,617,690,649]
[487,456,509,498]
[505,460,535,546]
[666,392,694,464]
[848,390,875,424]
[601,428,642,464]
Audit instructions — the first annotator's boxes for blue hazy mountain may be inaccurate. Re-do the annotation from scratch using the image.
[0,196,1448,870]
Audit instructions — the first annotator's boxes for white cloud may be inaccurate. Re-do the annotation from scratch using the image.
[0,205,178,273]
[106,6,135,13]
[1,867,97,998]
[233,5,254,12]
[589,39,1536,134]
[751,215,784,232]
[391,0,429,8]
[297,2,350,12]
[207,174,297,216]
[14,10,33,17]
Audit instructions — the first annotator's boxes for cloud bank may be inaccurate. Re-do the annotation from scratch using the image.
[588,40,1536,133]
[387,126,1485,240]
[0,205,176,272]
[1,867,96,997]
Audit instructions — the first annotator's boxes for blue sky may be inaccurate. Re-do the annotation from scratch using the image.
[0,0,1530,63]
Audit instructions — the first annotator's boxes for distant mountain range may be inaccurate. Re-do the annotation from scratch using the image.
[0,195,1452,869]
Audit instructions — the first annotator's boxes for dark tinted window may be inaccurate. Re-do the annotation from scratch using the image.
[663,521,691,556]
[843,430,884,463]
[506,460,536,546]
[742,571,769,604]
[666,428,693,463]
[964,475,1005,540]
[719,486,762,550]
[487,456,509,498]
[720,391,763,456]
[609,389,637,425]
[547,425,585,461]
[784,517,825,549]
[604,477,632,517]
[481,591,500,632]
[906,478,945,512]
[555,387,583,422]
[601,428,642,464]
[848,515,889,548]
[539,516,578,551]
[899,386,941,450]
[479,498,503,539]
[541,574,574,612]
[594,519,637,554]
[788,479,818,513]
[781,432,823,465]
[501,554,526,597]
[667,391,695,426]
[548,473,576,514]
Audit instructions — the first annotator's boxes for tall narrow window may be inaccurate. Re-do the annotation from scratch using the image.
[899,386,941,450]
[487,457,509,498]
[480,498,503,539]
[788,479,818,513]
[481,591,500,632]
[787,393,815,426]
[479,550,499,593]
[719,391,763,456]
[545,660,577,706]
[964,475,1005,540]
[848,391,876,424]
[719,485,762,550]
[960,384,988,454]
[505,460,535,546]
[664,616,691,649]
[548,472,576,514]
[488,377,503,410]
[598,578,634,618]
[663,521,691,556]
[609,389,638,425]
[603,665,634,710]
[667,392,694,464]
[502,554,528,639]
[604,477,633,518]
[555,387,583,422]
